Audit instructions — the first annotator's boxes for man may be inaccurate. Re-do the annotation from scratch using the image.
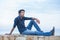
[7,9,55,36]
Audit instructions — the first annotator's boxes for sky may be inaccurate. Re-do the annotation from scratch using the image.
[0,0,60,36]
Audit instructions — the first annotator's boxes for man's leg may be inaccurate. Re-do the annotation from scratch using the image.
[25,20,55,36]
[27,20,42,32]
[35,27,55,36]
[22,29,36,35]
[22,27,55,36]
[22,30,52,36]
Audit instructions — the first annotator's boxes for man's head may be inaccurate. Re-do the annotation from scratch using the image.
[18,9,25,17]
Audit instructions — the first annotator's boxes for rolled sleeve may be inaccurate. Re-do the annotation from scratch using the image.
[13,18,18,28]
[24,17,33,20]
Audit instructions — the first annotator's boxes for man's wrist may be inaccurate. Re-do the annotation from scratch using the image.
[9,33,11,35]
[32,18,37,20]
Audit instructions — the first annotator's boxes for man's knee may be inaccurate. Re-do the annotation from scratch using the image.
[30,20,36,24]
[30,20,35,22]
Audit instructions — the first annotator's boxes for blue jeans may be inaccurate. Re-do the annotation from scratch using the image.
[22,20,52,36]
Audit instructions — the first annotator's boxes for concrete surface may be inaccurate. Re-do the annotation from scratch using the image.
[0,35,60,40]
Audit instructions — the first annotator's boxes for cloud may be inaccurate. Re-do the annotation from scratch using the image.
[0,0,60,35]
[15,0,60,14]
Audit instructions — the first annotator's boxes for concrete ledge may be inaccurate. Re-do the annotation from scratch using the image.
[0,35,60,40]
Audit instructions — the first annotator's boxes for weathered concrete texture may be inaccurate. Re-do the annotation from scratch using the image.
[0,35,60,40]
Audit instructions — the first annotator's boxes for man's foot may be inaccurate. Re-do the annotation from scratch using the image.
[51,27,55,36]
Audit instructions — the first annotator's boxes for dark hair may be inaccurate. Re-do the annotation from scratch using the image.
[18,9,25,14]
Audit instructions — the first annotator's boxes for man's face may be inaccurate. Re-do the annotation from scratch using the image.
[19,11,25,17]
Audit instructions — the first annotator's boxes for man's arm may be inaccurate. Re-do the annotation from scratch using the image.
[5,17,17,35]
[32,17,40,24]
[5,27,15,35]
[24,17,40,24]
[9,27,15,35]
[9,18,18,35]
[24,17,33,20]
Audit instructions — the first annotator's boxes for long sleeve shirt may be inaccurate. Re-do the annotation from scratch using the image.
[13,16,33,34]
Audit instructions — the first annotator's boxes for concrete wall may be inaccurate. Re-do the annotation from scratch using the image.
[0,35,60,40]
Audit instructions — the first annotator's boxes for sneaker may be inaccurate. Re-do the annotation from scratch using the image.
[51,27,55,36]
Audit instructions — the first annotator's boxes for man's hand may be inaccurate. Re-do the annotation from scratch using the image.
[32,17,40,24]
[5,27,15,35]
[5,33,11,35]
[36,18,40,24]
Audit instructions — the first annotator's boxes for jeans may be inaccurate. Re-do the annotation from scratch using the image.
[22,20,52,36]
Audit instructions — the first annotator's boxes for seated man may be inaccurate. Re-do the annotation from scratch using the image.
[8,9,55,36]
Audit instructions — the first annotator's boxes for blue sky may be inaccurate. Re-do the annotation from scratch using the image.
[0,0,60,36]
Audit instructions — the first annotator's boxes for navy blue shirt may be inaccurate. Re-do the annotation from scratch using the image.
[13,16,33,34]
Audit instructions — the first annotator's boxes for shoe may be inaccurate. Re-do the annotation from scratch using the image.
[51,27,55,36]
